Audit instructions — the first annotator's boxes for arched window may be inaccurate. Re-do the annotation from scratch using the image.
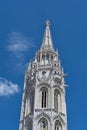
[42,54,45,61]
[51,54,53,62]
[41,88,48,108]
[54,89,61,111]
[46,53,49,61]
[55,120,62,130]
[54,91,58,111]
[39,118,48,130]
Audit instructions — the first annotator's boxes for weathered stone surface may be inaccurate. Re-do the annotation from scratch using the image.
[19,20,67,130]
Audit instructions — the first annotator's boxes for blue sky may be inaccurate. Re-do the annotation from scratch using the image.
[0,0,87,130]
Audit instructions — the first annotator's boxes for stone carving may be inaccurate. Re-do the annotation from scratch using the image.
[19,21,67,130]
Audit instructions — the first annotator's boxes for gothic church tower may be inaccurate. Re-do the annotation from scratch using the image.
[19,20,67,130]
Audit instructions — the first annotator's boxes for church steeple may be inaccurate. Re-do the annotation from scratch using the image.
[19,21,67,130]
[41,20,54,51]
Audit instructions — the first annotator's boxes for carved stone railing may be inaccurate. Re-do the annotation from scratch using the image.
[38,64,52,70]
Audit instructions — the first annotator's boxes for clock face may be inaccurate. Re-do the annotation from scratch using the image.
[41,70,51,80]
[54,77,61,84]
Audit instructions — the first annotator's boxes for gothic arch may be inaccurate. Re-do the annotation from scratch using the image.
[54,120,62,130]
[38,83,51,89]
[40,87,48,92]
[38,118,48,130]
[54,89,61,112]
[40,87,48,108]
[53,85,63,93]
[36,112,51,123]
[53,114,65,125]
[38,84,51,108]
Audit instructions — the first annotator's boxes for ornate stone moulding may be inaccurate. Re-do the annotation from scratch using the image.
[53,85,64,93]
[53,114,65,125]
[35,111,51,123]
[35,108,52,112]
[37,82,51,88]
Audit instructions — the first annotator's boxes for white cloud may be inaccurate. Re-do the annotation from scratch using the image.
[7,32,34,59]
[6,32,34,73]
[0,77,19,96]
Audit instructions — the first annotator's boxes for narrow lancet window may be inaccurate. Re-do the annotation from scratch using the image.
[46,53,49,62]
[54,92,58,110]
[42,54,45,61]
[42,90,46,108]
[41,88,48,108]
[54,89,61,111]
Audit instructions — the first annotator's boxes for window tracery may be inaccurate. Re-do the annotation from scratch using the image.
[40,88,48,108]
[39,118,48,130]
[55,120,62,130]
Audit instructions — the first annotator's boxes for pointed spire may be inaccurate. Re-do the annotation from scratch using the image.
[41,20,54,51]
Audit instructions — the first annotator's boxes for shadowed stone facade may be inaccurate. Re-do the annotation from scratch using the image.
[19,20,67,130]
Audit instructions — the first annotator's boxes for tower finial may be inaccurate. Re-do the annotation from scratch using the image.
[45,20,50,27]
[40,20,54,51]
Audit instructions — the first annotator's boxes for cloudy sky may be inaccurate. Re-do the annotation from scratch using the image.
[0,0,87,130]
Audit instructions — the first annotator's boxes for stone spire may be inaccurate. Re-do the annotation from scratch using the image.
[41,20,54,51]
[19,21,68,130]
